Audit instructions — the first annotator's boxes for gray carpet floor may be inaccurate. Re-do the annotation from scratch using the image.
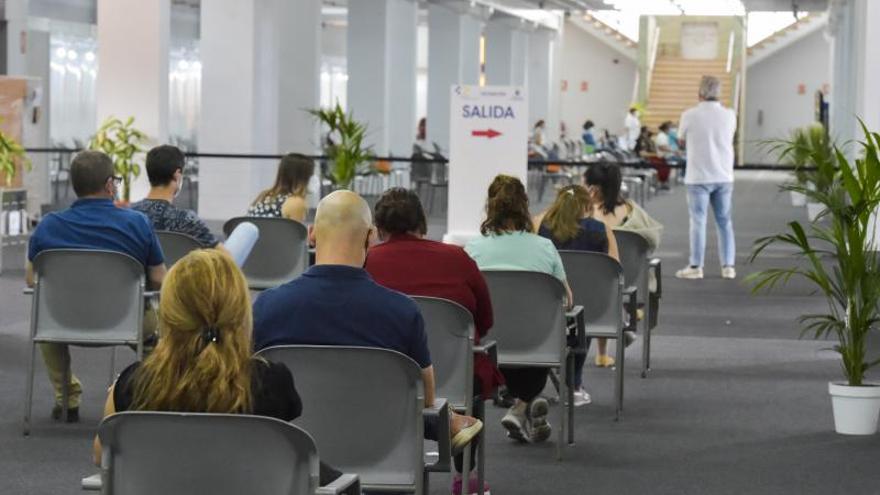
[2,170,879,494]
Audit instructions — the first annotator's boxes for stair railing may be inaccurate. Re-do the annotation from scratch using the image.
[725,30,735,73]
[645,26,662,97]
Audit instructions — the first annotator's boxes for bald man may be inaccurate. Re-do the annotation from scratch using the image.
[252,190,482,450]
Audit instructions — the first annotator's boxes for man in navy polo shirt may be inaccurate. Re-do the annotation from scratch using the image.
[26,150,166,422]
[253,190,481,450]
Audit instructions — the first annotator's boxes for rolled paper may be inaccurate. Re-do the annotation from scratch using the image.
[225,222,259,267]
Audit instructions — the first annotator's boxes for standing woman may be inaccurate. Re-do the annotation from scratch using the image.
[248,153,314,222]
[537,185,619,404]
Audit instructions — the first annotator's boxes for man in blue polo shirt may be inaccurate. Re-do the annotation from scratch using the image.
[26,150,166,422]
[253,190,481,450]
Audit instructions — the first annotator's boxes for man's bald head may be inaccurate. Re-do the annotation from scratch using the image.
[311,190,374,266]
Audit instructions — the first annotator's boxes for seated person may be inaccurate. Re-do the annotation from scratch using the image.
[131,145,221,249]
[465,175,573,444]
[537,185,620,401]
[365,188,499,494]
[26,151,166,422]
[253,190,482,452]
[582,120,597,153]
[584,163,663,251]
[247,153,314,222]
[92,250,340,485]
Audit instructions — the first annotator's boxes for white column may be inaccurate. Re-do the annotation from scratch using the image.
[3,0,27,75]
[96,0,169,202]
[527,28,562,143]
[278,0,321,155]
[347,0,418,156]
[427,3,485,153]
[198,0,323,221]
[828,0,880,145]
[484,17,528,86]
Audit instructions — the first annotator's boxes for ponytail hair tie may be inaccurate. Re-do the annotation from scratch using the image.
[201,326,220,345]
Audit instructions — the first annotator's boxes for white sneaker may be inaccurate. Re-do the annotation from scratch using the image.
[721,266,736,279]
[501,406,528,443]
[675,266,704,279]
[573,388,592,407]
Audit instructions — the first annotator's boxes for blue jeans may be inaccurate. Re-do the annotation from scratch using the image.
[687,183,735,268]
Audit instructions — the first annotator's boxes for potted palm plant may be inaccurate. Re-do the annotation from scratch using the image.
[749,122,880,435]
[771,125,835,218]
[0,125,29,186]
[88,116,148,204]
[309,103,372,190]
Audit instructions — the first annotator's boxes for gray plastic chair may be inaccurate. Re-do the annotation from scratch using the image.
[480,270,581,460]
[412,297,482,489]
[615,230,662,378]
[156,230,203,266]
[257,345,437,494]
[95,411,360,495]
[23,249,146,435]
[559,251,628,420]
[223,217,309,290]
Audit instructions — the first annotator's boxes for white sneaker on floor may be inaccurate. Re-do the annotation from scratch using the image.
[722,266,737,279]
[675,266,704,280]
[573,388,592,407]
[501,406,528,443]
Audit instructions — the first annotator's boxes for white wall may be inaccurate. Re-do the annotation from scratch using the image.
[559,21,637,140]
[744,28,830,164]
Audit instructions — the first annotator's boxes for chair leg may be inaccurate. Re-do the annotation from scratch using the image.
[615,337,625,422]
[556,369,565,461]
[642,326,651,379]
[567,355,575,445]
[476,399,486,495]
[23,341,37,436]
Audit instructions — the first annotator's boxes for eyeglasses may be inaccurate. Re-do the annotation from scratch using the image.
[106,175,123,185]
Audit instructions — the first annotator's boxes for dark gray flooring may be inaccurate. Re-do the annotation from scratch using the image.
[2,171,880,494]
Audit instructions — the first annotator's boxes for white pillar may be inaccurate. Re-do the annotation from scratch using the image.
[2,0,27,75]
[96,0,169,202]
[828,0,880,145]
[198,0,321,221]
[484,17,528,86]
[427,3,485,153]
[347,0,418,156]
[527,29,554,139]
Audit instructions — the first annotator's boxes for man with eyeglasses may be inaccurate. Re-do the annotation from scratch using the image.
[25,150,166,423]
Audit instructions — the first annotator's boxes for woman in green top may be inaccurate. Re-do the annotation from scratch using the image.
[465,175,573,445]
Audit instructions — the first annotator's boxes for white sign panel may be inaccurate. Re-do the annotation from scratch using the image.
[444,85,528,245]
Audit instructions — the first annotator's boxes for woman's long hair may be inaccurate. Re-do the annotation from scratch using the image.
[131,250,254,413]
[253,153,314,205]
[584,163,624,214]
[480,175,533,235]
[543,185,592,243]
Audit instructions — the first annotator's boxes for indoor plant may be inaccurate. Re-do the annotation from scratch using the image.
[88,116,148,203]
[0,124,30,186]
[308,103,372,190]
[771,125,835,216]
[749,122,880,435]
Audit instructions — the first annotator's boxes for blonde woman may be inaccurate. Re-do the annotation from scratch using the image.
[92,250,339,484]
[537,185,619,404]
[247,153,314,221]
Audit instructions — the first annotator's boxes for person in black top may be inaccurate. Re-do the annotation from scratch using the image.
[92,249,339,484]
[537,185,620,405]
[131,145,221,249]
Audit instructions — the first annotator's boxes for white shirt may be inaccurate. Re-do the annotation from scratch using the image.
[624,112,640,150]
[679,101,737,184]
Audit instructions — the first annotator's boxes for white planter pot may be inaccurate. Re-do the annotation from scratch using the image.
[829,382,880,435]
[790,191,807,207]
[806,202,823,221]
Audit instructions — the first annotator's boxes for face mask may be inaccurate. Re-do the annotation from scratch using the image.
[174,177,183,199]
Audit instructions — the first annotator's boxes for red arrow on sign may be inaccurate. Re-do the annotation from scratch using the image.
[472,129,502,139]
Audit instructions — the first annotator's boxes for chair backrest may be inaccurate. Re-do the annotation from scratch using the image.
[98,412,319,495]
[155,231,202,266]
[32,249,144,344]
[615,230,649,297]
[413,296,474,410]
[222,217,308,289]
[257,345,424,492]
[559,251,624,338]
[481,270,566,367]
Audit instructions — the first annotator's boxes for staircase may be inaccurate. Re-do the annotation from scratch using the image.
[643,57,733,130]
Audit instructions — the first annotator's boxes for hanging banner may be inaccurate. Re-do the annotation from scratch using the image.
[444,85,528,245]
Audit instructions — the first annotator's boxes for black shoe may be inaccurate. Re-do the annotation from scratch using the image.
[493,386,515,408]
[51,405,79,423]
[624,331,638,347]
